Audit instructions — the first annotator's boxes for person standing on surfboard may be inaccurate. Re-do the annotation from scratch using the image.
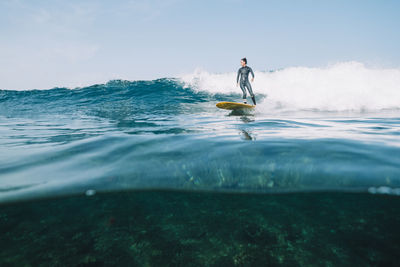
[237,58,256,105]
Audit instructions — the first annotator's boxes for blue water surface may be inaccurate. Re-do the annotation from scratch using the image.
[1,79,400,203]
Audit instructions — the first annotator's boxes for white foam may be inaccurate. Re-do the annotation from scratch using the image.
[180,62,400,112]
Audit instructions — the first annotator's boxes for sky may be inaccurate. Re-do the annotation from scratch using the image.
[1,0,400,89]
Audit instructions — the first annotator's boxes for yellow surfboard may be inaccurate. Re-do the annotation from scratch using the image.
[216,101,255,110]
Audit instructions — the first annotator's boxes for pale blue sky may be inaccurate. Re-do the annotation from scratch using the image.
[1,0,399,89]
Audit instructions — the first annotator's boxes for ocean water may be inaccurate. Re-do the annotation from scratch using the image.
[1,62,400,265]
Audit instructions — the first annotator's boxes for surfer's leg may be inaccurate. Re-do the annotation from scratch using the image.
[240,82,247,103]
[245,81,254,98]
[251,96,256,105]
[245,81,256,105]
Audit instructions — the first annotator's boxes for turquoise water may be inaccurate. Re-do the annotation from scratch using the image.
[1,76,400,265]
[1,79,400,201]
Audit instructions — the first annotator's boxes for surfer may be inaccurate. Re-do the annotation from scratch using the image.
[237,58,256,105]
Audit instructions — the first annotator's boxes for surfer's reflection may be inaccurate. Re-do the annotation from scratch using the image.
[228,111,256,140]
[239,116,254,123]
[239,116,255,140]
[240,129,254,140]
[228,109,254,117]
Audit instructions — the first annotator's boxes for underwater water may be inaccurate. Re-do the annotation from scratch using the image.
[1,191,400,266]
[1,62,400,265]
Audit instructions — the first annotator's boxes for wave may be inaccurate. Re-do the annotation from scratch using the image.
[2,62,400,113]
[0,79,211,119]
[180,62,400,112]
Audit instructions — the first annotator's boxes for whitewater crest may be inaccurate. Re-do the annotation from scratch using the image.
[180,62,400,112]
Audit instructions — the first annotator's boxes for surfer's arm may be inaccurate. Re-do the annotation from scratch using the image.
[236,69,241,84]
[249,67,254,82]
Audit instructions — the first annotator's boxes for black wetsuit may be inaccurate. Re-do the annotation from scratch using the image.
[237,66,256,104]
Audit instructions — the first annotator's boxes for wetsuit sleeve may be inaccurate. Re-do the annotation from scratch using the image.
[250,67,255,78]
[237,69,241,83]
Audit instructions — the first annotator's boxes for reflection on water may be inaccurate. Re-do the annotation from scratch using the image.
[240,129,254,140]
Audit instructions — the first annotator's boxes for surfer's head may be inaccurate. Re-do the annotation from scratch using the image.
[241,58,247,66]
